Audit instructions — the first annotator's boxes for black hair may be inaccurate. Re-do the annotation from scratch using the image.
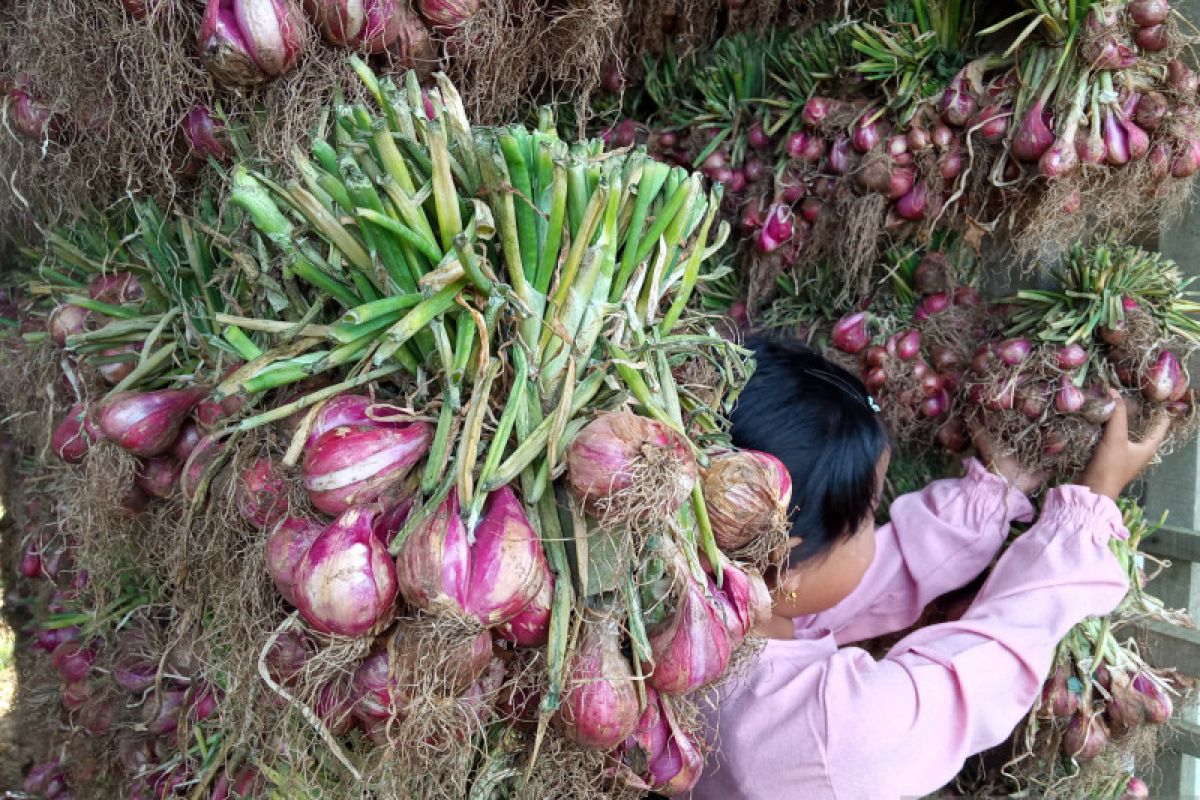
[731,336,890,566]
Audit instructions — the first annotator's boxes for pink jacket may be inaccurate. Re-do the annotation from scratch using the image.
[692,459,1130,800]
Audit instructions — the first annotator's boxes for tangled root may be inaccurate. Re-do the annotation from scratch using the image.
[1008,163,1195,270]
[589,451,694,543]
[0,340,71,452]
[518,729,641,800]
[442,0,621,128]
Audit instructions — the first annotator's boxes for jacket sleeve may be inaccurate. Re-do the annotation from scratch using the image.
[821,486,1130,799]
[799,459,1035,645]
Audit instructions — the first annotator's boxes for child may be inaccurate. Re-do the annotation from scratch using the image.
[691,337,1170,799]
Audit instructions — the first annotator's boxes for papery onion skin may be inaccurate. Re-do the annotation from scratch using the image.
[265,516,324,605]
[558,612,641,751]
[462,486,548,625]
[565,412,697,517]
[52,403,92,464]
[293,506,399,637]
[239,457,290,527]
[417,0,479,30]
[644,568,733,696]
[303,423,433,515]
[702,450,790,552]
[99,389,207,457]
[198,0,305,88]
[496,574,553,647]
[47,304,92,347]
[135,455,182,499]
[181,433,229,503]
[395,490,470,613]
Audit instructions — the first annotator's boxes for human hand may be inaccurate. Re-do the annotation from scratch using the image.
[1078,389,1171,500]
[969,420,1044,495]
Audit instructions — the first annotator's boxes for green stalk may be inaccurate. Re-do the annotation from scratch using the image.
[633,174,697,266]
[660,195,721,334]
[357,208,442,266]
[474,347,528,500]
[428,121,464,251]
[421,397,457,494]
[450,300,476,391]
[223,326,264,361]
[498,131,538,282]
[286,183,376,275]
[691,483,723,585]
[328,310,406,345]
[63,296,139,320]
[290,261,360,308]
[451,233,495,295]
[537,490,574,711]
[339,294,423,326]
[382,280,466,352]
[456,358,501,514]
[107,341,176,395]
[535,163,569,295]
[389,473,456,557]
[611,160,670,302]
[481,367,605,491]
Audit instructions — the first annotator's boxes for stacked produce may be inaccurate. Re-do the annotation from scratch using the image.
[604,0,1200,305]
[816,238,1200,481]
[941,500,1195,799]
[0,0,625,235]
[0,61,793,798]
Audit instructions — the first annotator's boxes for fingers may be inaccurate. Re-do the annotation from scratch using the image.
[1131,413,1173,460]
[967,419,994,462]
[1101,388,1129,445]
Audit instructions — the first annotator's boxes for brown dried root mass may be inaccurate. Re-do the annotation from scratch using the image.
[0,340,72,453]
[0,0,364,225]
[443,0,622,129]
[1007,163,1195,271]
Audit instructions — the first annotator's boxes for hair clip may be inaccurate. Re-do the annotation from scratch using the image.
[866,395,881,414]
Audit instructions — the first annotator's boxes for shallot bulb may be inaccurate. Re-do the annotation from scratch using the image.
[135,455,182,499]
[701,450,791,551]
[265,516,324,605]
[183,106,230,162]
[416,0,480,30]
[557,611,640,750]
[755,203,795,254]
[1039,663,1079,719]
[708,558,772,648]
[1012,102,1055,162]
[293,506,398,637]
[832,311,871,354]
[88,271,144,304]
[462,486,549,626]
[565,412,697,518]
[395,487,549,626]
[1168,60,1199,94]
[302,422,433,515]
[1063,711,1109,760]
[1128,0,1170,26]
[198,0,305,88]
[643,562,733,696]
[99,388,206,457]
[496,576,552,648]
[1142,350,1185,402]
[47,304,91,347]
[52,403,92,464]
[238,457,290,527]
[622,688,704,796]
[940,67,977,126]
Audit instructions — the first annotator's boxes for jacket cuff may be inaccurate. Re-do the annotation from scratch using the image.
[1042,486,1129,542]
[960,458,1036,524]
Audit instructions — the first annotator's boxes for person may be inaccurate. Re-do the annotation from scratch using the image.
[691,336,1172,799]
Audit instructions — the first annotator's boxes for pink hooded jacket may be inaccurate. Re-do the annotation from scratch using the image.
[692,459,1130,799]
